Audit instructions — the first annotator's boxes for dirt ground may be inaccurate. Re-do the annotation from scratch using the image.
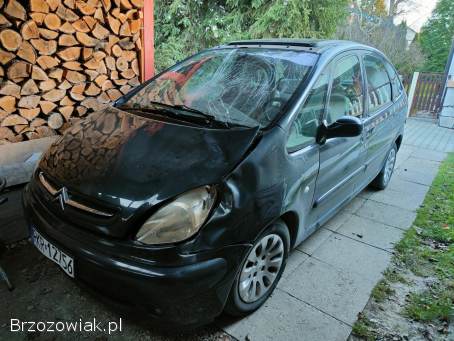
[350,263,453,341]
[0,240,233,341]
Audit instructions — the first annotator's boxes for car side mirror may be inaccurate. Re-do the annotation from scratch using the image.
[317,116,363,144]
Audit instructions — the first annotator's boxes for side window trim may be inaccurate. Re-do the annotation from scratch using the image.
[383,58,404,102]
[359,51,369,119]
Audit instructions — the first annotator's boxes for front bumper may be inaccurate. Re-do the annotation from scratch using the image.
[23,183,249,327]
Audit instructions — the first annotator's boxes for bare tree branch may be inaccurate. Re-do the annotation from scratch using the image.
[389,0,415,18]
[335,17,425,76]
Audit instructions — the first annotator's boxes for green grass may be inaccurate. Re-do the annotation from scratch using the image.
[352,315,377,340]
[405,283,454,321]
[396,153,454,322]
[383,268,407,284]
[352,153,454,338]
[371,279,395,303]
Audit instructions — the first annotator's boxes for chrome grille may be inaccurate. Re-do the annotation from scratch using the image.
[38,172,113,218]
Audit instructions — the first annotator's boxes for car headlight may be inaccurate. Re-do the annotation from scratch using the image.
[135,186,216,245]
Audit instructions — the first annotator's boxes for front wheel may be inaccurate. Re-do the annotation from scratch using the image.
[370,143,397,190]
[224,220,290,316]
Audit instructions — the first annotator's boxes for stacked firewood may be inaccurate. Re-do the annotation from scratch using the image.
[0,0,143,144]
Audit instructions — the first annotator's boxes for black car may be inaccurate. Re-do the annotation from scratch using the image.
[23,39,407,327]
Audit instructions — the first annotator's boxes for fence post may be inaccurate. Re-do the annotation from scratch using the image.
[141,0,154,82]
[439,39,454,128]
[406,72,419,117]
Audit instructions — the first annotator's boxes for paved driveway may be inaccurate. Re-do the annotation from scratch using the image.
[220,119,453,340]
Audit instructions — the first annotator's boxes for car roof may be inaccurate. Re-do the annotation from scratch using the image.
[221,38,374,55]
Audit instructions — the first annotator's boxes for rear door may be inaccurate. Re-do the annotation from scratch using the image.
[312,52,366,223]
[361,53,395,185]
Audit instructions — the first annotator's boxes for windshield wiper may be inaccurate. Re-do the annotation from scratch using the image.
[146,101,230,128]
[120,101,230,128]
[172,104,229,125]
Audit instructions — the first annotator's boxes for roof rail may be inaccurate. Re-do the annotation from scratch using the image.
[227,40,317,48]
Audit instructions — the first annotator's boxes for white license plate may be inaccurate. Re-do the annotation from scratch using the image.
[31,227,75,278]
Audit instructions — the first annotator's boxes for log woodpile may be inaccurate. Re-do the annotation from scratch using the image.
[0,0,144,144]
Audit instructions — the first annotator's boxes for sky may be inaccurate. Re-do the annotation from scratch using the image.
[393,0,438,32]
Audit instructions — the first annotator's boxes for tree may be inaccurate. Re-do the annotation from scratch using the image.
[374,0,387,17]
[336,13,425,78]
[154,0,349,72]
[419,0,454,72]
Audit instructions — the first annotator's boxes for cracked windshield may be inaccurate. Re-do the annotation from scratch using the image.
[122,48,318,127]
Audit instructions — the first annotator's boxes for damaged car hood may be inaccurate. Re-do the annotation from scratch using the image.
[39,107,259,208]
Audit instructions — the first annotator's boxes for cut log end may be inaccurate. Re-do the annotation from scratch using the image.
[1,0,144,142]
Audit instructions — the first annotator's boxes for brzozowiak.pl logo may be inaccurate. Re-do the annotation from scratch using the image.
[10,318,123,335]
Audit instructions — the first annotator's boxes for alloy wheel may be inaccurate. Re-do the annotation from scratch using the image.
[238,234,284,303]
[383,148,396,185]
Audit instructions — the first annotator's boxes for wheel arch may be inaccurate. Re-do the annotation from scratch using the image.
[279,211,299,249]
[395,134,403,151]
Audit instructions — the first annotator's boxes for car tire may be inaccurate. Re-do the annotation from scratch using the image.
[224,220,290,316]
[370,143,398,190]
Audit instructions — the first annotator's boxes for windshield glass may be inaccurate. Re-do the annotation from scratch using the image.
[122,48,318,127]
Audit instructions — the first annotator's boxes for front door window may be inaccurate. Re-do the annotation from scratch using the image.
[326,55,364,124]
[286,69,329,150]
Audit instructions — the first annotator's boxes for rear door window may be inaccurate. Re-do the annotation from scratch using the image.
[384,61,404,101]
[364,55,392,112]
[326,55,364,125]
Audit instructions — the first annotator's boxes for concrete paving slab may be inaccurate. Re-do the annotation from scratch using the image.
[323,211,352,230]
[311,233,391,283]
[394,147,413,166]
[395,157,410,170]
[395,168,437,186]
[396,143,415,153]
[279,258,375,325]
[366,187,427,211]
[294,212,351,255]
[282,250,309,280]
[341,196,367,213]
[355,200,416,230]
[296,228,333,255]
[332,215,404,251]
[223,289,351,341]
[401,161,441,179]
[410,148,447,162]
[386,176,429,196]
[357,188,374,199]
[401,157,442,173]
